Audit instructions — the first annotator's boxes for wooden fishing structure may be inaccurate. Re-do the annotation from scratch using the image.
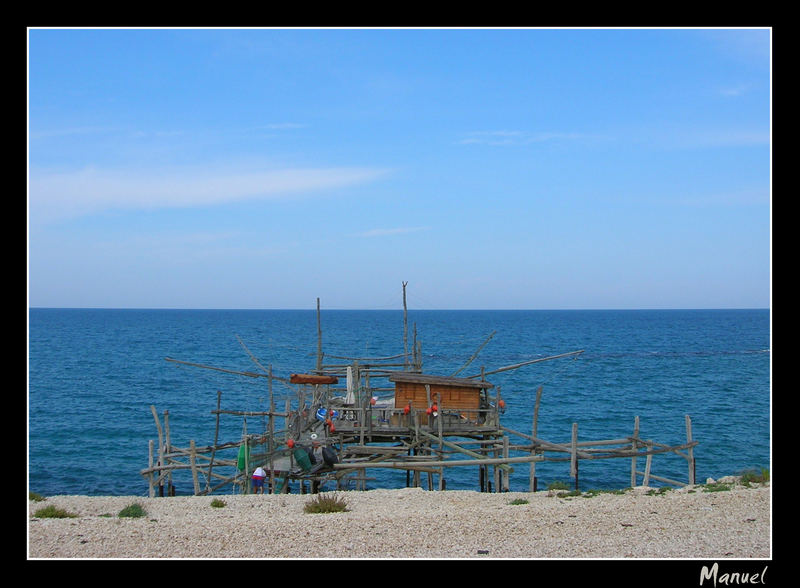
[141,284,698,497]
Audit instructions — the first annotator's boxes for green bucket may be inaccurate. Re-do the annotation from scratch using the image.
[293,447,312,471]
[237,443,250,470]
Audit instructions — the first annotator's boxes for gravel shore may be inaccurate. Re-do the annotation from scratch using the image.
[28,480,770,559]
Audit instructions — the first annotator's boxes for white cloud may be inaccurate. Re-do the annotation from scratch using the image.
[458,130,607,146]
[28,164,389,223]
[719,84,752,97]
[261,123,308,130]
[356,226,430,237]
[28,126,122,140]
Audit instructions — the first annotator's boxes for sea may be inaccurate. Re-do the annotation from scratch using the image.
[27,308,771,497]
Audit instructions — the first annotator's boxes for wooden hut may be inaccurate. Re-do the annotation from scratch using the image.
[389,372,494,427]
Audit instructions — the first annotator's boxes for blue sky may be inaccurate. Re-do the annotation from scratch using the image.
[27,27,771,310]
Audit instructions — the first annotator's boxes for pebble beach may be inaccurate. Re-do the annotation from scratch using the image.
[28,477,770,560]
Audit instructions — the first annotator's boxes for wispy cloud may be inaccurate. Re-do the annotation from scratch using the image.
[28,126,122,140]
[719,84,753,97]
[458,130,608,146]
[669,187,770,207]
[260,122,308,130]
[29,164,389,223]
[655,128,770,150]
[355,226,431,237]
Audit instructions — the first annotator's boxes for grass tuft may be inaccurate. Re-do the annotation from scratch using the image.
[702,482,732,493]
[582,488,631,497]
[118,503,147,518]
[34,505,77,518]
[740,468,770,486]
[546,480,571,491]
[303,493,349,514]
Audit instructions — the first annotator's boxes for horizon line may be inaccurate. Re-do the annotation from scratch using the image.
[28,306,770,312]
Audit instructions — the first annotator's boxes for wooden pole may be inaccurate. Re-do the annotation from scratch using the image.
[451,331,496,377]
[502,436,510,491]
[631,416,639,488]
[150,406,164,496]
[417,430,512,472]
[686,415,695,485]
[164,410,173,495]
[205,390,222,494]
[571,422,578,491]
[643,441,653,487]
[468,350,584,379]
[493,437,500,492]
[530,385,542,492]
[269,366,275,494]
[189,440,200,495]
[148,439,155,498]
[333,454,543,470]
[402,281,409,368]
[316,297,322,373]
[437,404,444,490]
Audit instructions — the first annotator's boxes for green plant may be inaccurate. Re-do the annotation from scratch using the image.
[303,493,349,514]
[210,498,227,508]
[582,488,629,497]
[29,492,46,502]
[646,486,672,496]
[740,468,769,486]
[33,505,77,518]
[118,503,147,518]
[546,480,571,491]
[508,498,529,505]
[703,482,731,493]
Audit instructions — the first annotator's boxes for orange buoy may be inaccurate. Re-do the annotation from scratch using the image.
[287,439,295,448]
[403,404,411,415]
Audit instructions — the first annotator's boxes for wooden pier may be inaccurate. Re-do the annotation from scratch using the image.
[141,285,698,496]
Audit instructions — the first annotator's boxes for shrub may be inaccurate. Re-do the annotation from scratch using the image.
[210,498,227,508]
[546,480,571,491]
[33,505,77,518]
[582,488,629,497]
[702,482,731,493]
[740,468,770,486]
[118,503,147,518]
[303,493,349,514]
[508,498,529,505]
[646,486,672,496]
[29,492,46,502]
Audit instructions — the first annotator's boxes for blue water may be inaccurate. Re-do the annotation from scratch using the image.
[28,308,770,496]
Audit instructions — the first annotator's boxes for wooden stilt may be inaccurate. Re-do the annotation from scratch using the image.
[631,416,639,488]
[686,415,695,485]
[643,441,653,487]
[189,440,200,495]
[530,385,542,492]
[571,423,578,491]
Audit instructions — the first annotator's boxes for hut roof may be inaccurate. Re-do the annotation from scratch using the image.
[388,372,494,389]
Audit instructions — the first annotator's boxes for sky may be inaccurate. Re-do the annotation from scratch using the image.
[27,27,771,310]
